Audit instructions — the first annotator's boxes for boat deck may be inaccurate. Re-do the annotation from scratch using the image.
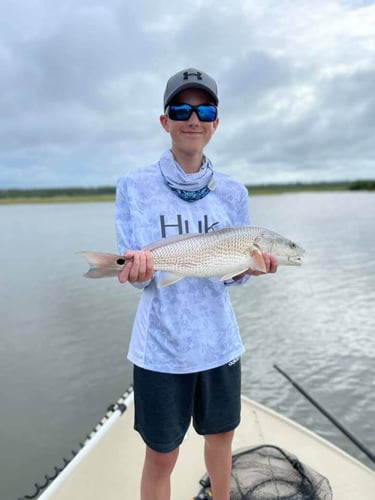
[40,392,375,499]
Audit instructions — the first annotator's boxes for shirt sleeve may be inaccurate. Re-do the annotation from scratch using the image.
[115,178,132,255]
[115,177,153,289]
[224,184,251,287]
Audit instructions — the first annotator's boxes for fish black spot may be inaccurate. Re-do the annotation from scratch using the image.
[116,258,125,265]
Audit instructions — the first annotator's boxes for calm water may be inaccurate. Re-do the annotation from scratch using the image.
[0,192,374,499]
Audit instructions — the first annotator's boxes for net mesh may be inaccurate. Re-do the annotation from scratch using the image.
[194,445,332,500]
[230,445,332,499]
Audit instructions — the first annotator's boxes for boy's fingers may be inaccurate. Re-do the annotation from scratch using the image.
[118,251,154,283]
[261,253,278,273]
[118,260,131,283]
[269,255,278,273]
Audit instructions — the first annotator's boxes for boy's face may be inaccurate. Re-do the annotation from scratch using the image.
[160,88,219,158]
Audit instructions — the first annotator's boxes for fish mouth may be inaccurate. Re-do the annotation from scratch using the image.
[287,255,303,266]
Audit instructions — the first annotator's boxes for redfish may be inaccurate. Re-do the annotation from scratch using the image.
[80,226,304,287]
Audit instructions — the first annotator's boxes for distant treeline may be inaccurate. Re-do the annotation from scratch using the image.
[0,186,116,199]
[0,180,374,201]
[246,179,375,194]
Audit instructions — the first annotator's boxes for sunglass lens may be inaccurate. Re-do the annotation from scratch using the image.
[197,105,217,122]
[168,104,192,121]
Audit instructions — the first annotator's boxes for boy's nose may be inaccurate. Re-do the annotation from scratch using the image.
[187,110,200,125]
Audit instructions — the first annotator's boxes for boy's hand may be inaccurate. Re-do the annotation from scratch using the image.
[246,252,278,276]
[234,252,278,280]
[118,250,154,284]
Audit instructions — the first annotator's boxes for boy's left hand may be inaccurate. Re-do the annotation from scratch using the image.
[233,253,278,280]
[247,252,278,276]
[232,252,277,279]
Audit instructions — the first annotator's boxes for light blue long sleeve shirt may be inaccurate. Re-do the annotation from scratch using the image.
[116,157,250,374]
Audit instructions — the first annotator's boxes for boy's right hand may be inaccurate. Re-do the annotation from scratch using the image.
[118,250,154,284]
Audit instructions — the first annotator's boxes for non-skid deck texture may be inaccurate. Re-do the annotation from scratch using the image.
[48,396,375,500]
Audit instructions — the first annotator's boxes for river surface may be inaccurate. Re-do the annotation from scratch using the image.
[0,192,374,499]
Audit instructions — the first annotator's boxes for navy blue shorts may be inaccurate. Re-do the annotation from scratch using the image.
[133,359,241,453]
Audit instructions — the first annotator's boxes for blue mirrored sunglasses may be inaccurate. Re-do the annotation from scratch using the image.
[166,103,218,122]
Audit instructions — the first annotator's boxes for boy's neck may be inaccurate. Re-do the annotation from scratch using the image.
[172,149,204,173]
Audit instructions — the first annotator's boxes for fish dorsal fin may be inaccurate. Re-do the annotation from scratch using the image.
[143,232,202,252]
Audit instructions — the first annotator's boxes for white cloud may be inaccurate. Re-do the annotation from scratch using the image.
[0,0,374,187]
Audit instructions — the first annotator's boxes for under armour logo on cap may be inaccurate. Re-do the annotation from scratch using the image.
[183,71,203,81]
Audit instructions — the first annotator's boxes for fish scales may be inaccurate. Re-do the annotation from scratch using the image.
[79,225,305,285]
[151,227,255,277]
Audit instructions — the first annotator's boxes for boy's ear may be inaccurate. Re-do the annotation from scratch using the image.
[213,117,220,131]
[160,114,170,132]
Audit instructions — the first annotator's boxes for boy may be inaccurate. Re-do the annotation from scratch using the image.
[115,68,278,500]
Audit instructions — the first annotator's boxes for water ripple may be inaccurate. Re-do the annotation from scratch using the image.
[1,194,375,498]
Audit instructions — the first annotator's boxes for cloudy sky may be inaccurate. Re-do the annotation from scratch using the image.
[1,0,374,188]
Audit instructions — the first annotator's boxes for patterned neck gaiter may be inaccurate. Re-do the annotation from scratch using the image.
[158,150,216,202]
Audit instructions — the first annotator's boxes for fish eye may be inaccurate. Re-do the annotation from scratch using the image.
[116,258,125,265]
[290,242,297,249]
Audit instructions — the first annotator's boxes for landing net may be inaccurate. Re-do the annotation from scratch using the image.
[194,445,332,500]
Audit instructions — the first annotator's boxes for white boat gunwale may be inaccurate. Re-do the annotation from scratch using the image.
[24,386,375,500]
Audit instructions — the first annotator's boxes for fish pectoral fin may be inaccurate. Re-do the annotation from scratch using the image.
[249,244,267,273]
[157,271,185,288]
[219,268,250,282]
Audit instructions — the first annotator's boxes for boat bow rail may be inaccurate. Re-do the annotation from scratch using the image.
[18,387,134,500]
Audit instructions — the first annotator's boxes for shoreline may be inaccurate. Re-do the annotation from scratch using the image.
[0,194,115,205]
[0,181,374,205]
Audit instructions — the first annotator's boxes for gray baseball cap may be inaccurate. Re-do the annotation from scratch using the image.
[163,68,219,110]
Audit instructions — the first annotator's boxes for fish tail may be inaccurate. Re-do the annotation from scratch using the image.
[79,251,127,278]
